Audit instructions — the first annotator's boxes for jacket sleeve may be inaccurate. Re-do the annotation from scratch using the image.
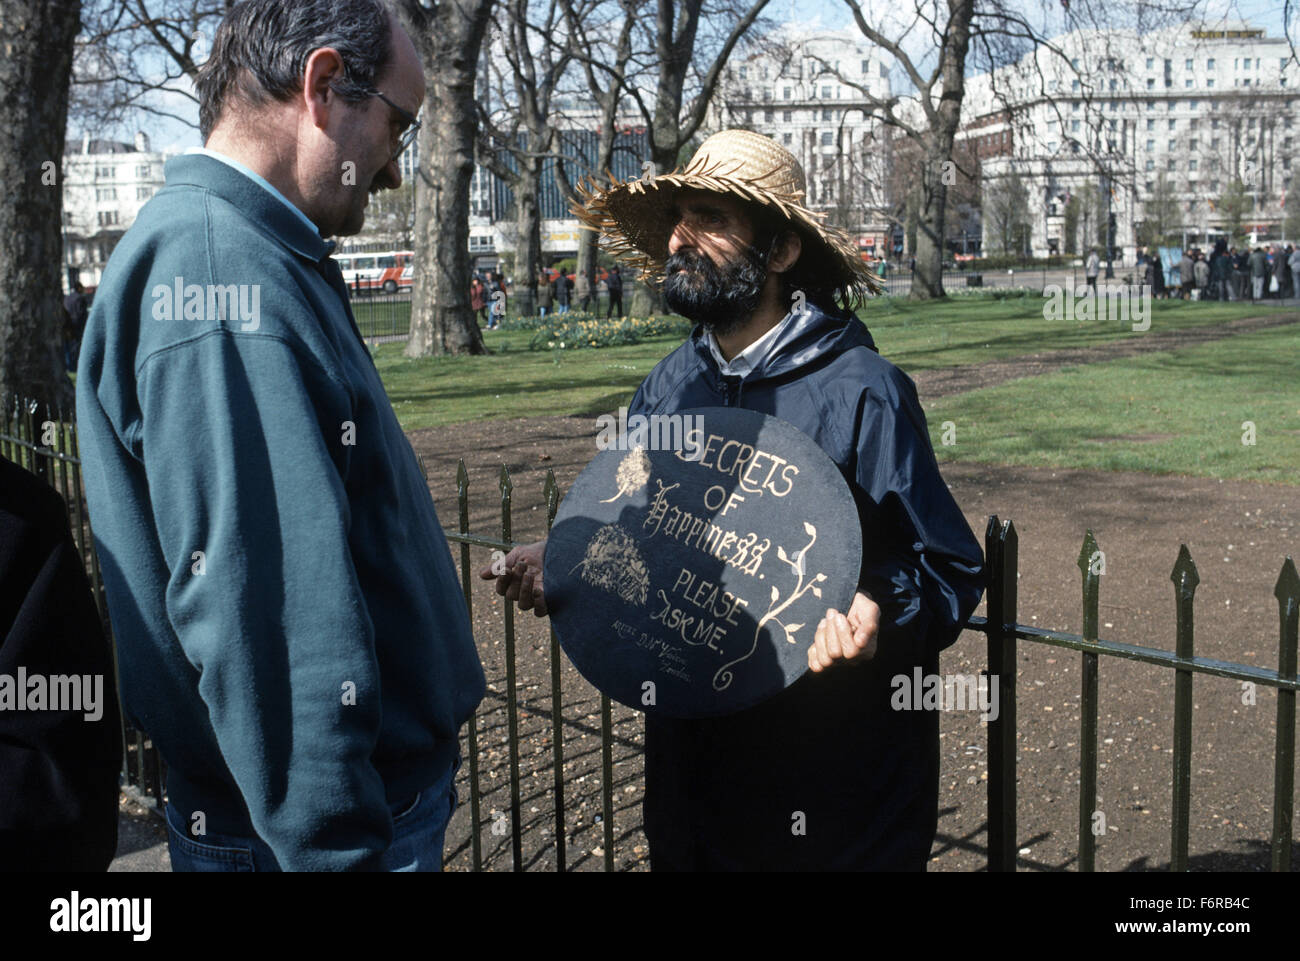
[0,461,122,870]
[850,368,985,656]
[135,328,392,870]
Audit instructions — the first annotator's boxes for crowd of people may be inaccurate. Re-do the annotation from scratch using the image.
[468,264,625,328]
[1150,241,1300,302]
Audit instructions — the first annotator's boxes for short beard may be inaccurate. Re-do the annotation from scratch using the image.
[662,243,770,337]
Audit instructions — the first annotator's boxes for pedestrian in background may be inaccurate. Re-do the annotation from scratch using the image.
[62,281,88,373]
[605,264,624,319]
[1194,249,1210,299]
[536,268,553,317]
[1289,245,1300,301]
[1249,246,1268,301]
[554,269,571,314]
[470,274,487,328]
[1085,248,1099,290]
[575,270,591,312]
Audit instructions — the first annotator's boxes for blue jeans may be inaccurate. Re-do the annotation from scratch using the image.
[165,763,458,872]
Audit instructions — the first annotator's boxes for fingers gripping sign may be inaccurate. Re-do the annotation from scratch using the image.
[808,591,880,673]
[478,539,549,617]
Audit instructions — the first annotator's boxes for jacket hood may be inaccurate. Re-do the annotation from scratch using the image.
[689,299,878,383]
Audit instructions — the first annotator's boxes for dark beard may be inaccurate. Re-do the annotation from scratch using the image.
[662,245,768,336]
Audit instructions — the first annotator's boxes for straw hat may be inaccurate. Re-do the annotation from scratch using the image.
[571,128,882,302]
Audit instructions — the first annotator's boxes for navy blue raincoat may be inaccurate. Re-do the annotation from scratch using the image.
[629,300,986,870]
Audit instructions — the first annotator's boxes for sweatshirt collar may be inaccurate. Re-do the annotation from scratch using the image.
[166,151,333,264]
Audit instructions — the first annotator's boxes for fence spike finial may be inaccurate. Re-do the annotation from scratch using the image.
[1077,529,1101,578]
[1274,556,1300,612]
[1170,544,1200,597]
[499,463,513,494]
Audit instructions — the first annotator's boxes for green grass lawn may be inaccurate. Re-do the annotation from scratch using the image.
[374,293,1298,433]
[923,320,1300,484]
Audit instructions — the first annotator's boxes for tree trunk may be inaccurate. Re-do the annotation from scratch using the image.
[0,0,80,410]
[400,0,491,357]
[908,0,973,301]
[512,150,544,317]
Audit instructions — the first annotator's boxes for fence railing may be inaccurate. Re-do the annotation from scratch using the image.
[4,397,1296,871]
[1,396,166,807]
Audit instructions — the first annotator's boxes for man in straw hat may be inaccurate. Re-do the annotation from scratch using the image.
[483,129,984,870]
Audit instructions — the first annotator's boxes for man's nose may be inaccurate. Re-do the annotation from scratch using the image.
[376,156,402,191]
[667,219,695,255]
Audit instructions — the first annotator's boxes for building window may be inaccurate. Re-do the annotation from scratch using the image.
[1147,118,1155,130]
[1169,119,1176,130]
[1145,180,1154,192]
[1072,119,1080,131]
[1072,79,1080,91]
[1207,78,1214,88]
[136,186,152,199]
[1167,100,1175,110]
[861,59,869,74]
[783,132,792,145]
[820,131,833,146]
[97,210,118,226]
[1211,137,1221,149]
[783,110,792,121]
[1167,159,1176,171]
[821,86,832,98]
[1168,138,1176,149]
[1189,160,1198,171]
[1207,58,1215,69]
[1146,159,1155,170]
[1146,57,1154,69]
[1072,101,1080,111]
[1185,58,1193,70]
[1147,78,1155,89]
[1147,100,1155,111]
[1189,138,1198,150]
[1109,119,1117,130]
[783,86,791,99]
[1146,138,1155,150]
[1185,79,1193,88]
[135,164,151,177]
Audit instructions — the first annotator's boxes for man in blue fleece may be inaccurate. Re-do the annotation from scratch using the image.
[75,0,484,871]
[485,130,985,869]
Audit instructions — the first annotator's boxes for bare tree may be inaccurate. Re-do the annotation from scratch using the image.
[553,0,641,294]
[395,0,496,356]
[476,0,586,316]
[0,0,82,409]
[72,0,229,134]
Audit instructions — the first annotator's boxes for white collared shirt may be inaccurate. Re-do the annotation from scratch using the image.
[183,147,320,236]
[704,311,797,378]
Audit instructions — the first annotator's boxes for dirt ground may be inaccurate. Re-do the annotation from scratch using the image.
[410,399,1299,872]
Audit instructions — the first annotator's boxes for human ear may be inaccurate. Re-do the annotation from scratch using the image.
[303,46,347,129]
[769,229,802,274]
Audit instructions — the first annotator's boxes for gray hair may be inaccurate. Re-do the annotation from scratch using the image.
[195,0,394,140]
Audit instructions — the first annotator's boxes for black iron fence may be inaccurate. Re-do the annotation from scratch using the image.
[3,397,1296,871]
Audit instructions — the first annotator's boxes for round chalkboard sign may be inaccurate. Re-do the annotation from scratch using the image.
[544,406,863,718]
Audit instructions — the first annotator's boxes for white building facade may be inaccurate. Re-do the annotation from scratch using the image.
[61,132,179,292]
[965,20,1299,261]
[710,25,897,256]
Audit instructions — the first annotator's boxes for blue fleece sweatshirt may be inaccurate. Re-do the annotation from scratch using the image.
[75,153,485,870]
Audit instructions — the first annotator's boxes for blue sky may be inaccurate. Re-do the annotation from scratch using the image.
[122,0,1293,152]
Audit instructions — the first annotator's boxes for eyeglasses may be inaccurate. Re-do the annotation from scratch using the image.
[368,89,422,163]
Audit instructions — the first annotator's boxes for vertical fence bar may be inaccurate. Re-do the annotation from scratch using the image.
[600,692,614,871]
[544,470,567,872]
[1271,558,1298,872]
[985,516,1018,871]
[499,466,523,870]
[1170,545,1199,872]
[456,460,483,871]
[1076,531,1102,872]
